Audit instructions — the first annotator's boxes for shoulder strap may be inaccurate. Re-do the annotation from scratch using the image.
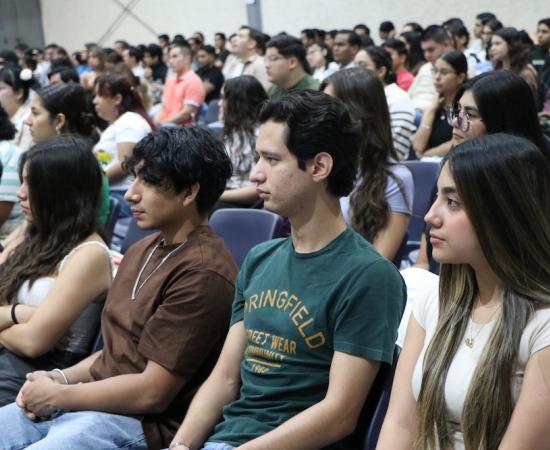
[59,241,113,275]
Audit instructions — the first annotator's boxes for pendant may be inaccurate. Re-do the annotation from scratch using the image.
[464,338,474,348]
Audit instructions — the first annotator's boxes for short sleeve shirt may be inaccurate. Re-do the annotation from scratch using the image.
[90,226,238,444]
[266,74,320,100]
[196,66,224,103]
[0,141,23,239]
[160,70,206,125]
[208,228,406,447]
[340,164,414,225]
[94,112,152,191]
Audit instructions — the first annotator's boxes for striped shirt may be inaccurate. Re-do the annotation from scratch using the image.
[385,83,417,160]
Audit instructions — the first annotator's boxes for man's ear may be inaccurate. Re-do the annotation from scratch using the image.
[182,182,200,207]
[310,152,333,184]
[288,56,299,70]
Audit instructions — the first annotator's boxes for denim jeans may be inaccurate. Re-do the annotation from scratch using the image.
[0,402,147,450]
[201,443,234,450]
[163,443,234,450]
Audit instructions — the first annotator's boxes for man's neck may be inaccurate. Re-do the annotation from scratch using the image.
[239,51,256,63]
[280,69,307,91]
[289,194,347,254]
[161,215,208,245]
[175,66,190,78]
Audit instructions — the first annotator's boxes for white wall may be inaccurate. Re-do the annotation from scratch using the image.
[41,0,545,51]
[262,0,544,39]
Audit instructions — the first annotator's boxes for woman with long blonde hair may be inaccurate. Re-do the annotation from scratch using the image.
[378,133,550,449]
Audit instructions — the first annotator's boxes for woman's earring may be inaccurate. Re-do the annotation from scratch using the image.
[55,127,62,135]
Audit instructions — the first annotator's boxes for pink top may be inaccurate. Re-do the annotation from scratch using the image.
[397,68,415,92]
[160,69,206,125]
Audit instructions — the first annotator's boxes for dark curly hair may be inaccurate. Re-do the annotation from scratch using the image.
[0,137,102,304]
[124,127,232,215]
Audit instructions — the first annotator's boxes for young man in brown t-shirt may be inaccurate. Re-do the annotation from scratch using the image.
[0,127,238,450]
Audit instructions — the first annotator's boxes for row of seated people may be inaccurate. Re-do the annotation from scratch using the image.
[2,14,549,148]
[0,65,413,264]
[1,17,549,265]
[0,88,549,449]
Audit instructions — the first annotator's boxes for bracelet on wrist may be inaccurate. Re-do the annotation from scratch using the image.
[169,443,191,450]
[51,368,69,385]
[10,303,19,324]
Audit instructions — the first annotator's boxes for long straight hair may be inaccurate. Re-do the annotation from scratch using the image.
[415,133,550,449]
[493,27,530,73]
[222,75,267,154]
[0,137,102,304]
[322,68,399,242]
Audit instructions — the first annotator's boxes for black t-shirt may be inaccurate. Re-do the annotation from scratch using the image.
[150,63,168,83]
[529,45,550,76]
[217,49,230,64]
[196,66,224,103]
[427,107,452,149]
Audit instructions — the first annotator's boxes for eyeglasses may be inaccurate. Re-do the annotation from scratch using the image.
[431,67,456,76]
[446,107,483,132]
[264,55,287,63]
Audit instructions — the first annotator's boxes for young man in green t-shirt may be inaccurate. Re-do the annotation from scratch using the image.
[169,90,406,450]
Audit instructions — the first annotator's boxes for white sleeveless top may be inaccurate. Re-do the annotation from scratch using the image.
[16,241,112,355]
[409,273,550,448]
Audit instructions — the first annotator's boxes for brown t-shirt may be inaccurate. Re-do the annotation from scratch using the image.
[90,225,238,449]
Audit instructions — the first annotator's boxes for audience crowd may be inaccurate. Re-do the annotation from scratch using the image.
[0,11,549,450]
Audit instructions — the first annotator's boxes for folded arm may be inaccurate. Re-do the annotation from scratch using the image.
[0,242,111,357]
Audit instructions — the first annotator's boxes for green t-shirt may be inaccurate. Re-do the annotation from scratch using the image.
[208,228,405,447]
[99,170,110,225]
[267,74,320,100]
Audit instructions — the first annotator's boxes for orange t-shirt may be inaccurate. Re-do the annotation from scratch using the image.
[160,69,206,125]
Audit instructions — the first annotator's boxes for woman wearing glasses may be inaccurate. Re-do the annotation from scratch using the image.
[411,51,467,158]
[412,70,549,273]
[450,70,548,154]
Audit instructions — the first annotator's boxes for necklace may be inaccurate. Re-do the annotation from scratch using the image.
[464,304,501,348]
[131,239,187,301]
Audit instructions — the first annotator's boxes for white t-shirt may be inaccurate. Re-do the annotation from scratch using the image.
[410,278,550,448]
[94,111,152,190]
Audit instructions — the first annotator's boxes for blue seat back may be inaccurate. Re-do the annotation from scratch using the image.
[103,196,121,245]
[362,347,401,449]
[203,99,221,124]
[120,218,158,254]
[401,161,440,243]
[209,208,281,267]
